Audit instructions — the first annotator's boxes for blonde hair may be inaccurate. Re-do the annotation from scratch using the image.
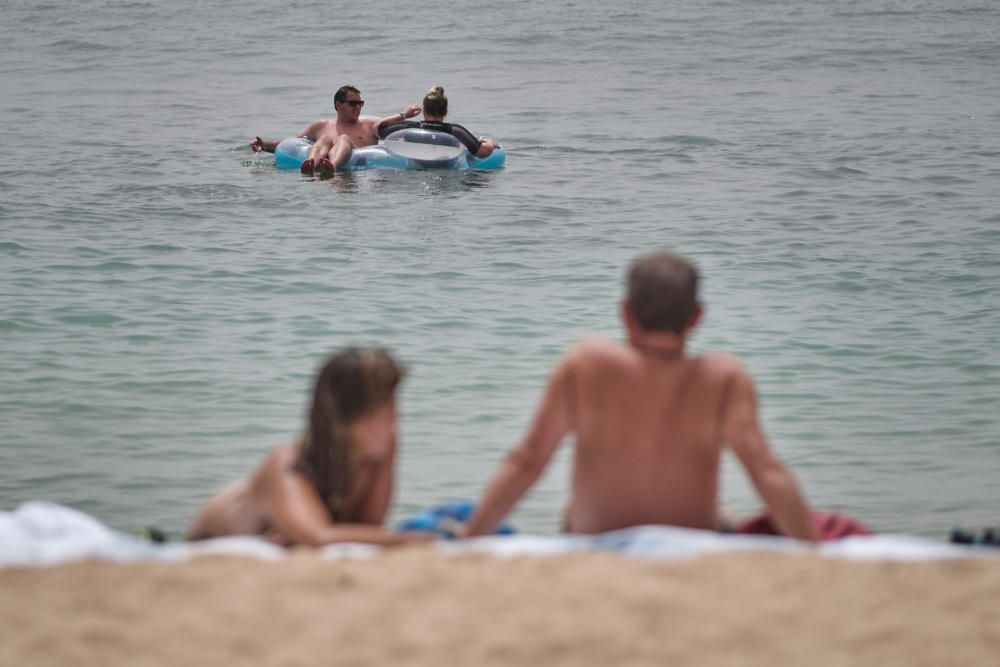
[423,86,448,118]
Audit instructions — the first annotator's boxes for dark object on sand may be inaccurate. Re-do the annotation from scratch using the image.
[950,527,998,547]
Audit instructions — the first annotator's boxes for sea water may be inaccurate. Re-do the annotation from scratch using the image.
[1,0,998,538]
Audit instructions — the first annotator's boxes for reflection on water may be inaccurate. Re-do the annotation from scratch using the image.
[295,164,504,196]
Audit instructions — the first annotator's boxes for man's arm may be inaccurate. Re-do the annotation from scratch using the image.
[376,105,422,140]
[297,119,333,142]
[723,361,819,542]
[379,104,422,127]
[462,354,575,537]
[250,136,282,153]
[250,117,334,154]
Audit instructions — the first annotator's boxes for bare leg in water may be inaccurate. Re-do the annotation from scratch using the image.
[302,135,356,175]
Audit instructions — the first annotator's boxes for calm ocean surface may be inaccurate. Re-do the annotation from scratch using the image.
[2,0,998,539]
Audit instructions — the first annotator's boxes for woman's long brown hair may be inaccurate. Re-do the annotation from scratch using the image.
[297,348,405,522]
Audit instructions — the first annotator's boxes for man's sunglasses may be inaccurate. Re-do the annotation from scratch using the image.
[340,100,365,107]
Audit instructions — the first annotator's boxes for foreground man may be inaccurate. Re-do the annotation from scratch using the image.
[251,85,420,175]
[463,251,819,541]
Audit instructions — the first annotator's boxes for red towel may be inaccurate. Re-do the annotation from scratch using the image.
[736,511,872,540]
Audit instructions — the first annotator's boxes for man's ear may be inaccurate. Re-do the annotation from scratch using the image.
[621,300,638,338]
[686,303,704,332]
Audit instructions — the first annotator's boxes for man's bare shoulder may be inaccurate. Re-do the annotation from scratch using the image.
[361,116,386,138]
[691,351,754,385]
[551,336,639,386]
[304,118,337,137]
[565,334,628,362]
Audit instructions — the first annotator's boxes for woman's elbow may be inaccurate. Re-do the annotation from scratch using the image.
[475,141,495,158]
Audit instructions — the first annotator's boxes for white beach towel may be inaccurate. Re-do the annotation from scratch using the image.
[0,501,992,568]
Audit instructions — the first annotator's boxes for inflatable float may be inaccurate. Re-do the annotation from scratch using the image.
[396,500,516,539]
[274,128,506,171]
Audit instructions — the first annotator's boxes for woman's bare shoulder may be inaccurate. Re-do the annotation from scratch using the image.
[250,443,302,487]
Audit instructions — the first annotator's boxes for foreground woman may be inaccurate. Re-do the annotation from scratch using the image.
[188,348,431,547]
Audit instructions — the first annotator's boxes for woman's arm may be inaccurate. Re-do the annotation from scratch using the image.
[354,434,396,525]
[447,123,497,157]
[474,137,499,158]
[256,448,428,547]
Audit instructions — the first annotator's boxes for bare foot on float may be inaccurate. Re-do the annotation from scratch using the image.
[300,158,315,175]
[315,157,336,177]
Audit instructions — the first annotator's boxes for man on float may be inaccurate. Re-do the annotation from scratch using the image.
[251,85,421,175]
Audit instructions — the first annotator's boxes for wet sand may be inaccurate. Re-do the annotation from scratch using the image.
[1,548,998,666]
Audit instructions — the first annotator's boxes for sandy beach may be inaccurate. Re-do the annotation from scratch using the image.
[2,548,998,667]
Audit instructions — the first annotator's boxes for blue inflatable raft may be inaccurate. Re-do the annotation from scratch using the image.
[274,128,506,171]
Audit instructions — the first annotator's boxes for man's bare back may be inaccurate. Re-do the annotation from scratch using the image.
[562,336,738,533]
[463,252,818,541]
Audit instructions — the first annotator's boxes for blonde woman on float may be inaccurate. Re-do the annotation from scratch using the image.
[377,86,500,158]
